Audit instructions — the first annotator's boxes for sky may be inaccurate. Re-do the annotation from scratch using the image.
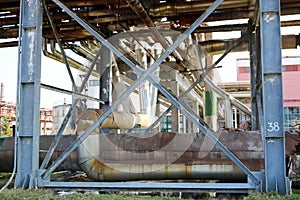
[0,44,77,108]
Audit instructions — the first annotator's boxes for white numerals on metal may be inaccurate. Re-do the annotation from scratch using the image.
[267,122,280,132]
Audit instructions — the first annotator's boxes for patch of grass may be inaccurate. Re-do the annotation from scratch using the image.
[0,189,56,200]
[0,173,14,189]
[244,191,300,200]
[0,189,182,200]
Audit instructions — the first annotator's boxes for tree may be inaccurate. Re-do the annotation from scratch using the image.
[0,115,11,135]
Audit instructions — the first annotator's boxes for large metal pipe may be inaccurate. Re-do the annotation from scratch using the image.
[0,135,80,172]
[0,132,299,181]
[77,130,265,182]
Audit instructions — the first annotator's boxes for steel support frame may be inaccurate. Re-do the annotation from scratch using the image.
[259,0,289,194]
[16,0,265,193]
[15,0,43,188]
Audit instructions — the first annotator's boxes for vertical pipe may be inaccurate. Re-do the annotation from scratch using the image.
[170,80,179,132]
[15,0,43,189]
[191,100,199,132]
[224,98,233,129]
[259,0,288,194]
[205,91,218,130]
[136,42,150,115]
[203,30,218,131]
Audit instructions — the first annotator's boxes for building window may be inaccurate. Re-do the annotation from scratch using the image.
[161,115,172,132]
[161,115,184,132]
[89,80,100,87]
[282,65,299,72]
[284,107,300,131]
[239,67,250,73]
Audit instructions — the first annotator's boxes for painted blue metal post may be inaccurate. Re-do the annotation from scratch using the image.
[259,0,289,194]
[15,0,43,189]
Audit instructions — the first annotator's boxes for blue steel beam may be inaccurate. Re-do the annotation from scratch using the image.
[15,0,43,189]
[42,0,261,185]
[259,0,289,194]
[40,182,256,194]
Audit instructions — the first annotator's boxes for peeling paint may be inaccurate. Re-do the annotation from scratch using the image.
[102,88,107,95]
[27,31,35,82]
[26,0,33,7]
[26,0,35,18]
[266,76,276,85]
[263,13,276,23]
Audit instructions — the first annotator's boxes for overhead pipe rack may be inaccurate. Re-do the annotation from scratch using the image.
[14,0,290,194]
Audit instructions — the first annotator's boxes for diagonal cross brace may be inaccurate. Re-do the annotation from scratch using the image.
[40,47,103,169]
[43,0,260,184]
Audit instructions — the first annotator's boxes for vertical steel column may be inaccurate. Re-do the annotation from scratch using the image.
[99,46,112,109]
[249,21,259,131]
[15,0,43,189]
[259,0,288,194]
[99,46,112,134]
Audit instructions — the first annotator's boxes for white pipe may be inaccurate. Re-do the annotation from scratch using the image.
[77,109,155,131]
[204,77,251,116]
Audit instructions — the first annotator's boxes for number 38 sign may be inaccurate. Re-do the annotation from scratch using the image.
[267,122,280,132]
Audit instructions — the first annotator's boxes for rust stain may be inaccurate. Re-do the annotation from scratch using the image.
[89,158,105,174]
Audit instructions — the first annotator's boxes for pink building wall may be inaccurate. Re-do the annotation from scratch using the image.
[236,57,300,107]
[283,71,300,107]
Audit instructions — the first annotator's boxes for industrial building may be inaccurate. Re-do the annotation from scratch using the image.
[0,0,299,196]
[234,56,300,131]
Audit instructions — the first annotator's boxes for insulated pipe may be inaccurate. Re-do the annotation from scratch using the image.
[1,132,299,181]
[76,109,155,131]
[136,41,151,115]
[77,130,265,182]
